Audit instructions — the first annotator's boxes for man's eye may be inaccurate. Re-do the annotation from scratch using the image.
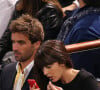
[18,41,26,44]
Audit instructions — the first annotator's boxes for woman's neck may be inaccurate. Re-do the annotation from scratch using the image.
[61,68,79,84]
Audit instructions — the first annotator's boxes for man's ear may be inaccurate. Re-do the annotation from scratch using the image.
[33,41,41,49]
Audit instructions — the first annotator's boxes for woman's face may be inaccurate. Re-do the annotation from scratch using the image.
[42,62,64,82]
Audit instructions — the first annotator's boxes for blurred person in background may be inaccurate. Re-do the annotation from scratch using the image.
[57,0,100,81]
[58,0,79,19]
[0,0,18,64]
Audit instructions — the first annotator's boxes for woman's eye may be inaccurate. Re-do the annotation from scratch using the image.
[46,65,51,68]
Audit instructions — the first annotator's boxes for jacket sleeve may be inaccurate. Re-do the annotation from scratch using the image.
[37,3,63,40]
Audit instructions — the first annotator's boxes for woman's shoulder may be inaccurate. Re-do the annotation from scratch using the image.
[77,69,99,90]
[78,69,95,80]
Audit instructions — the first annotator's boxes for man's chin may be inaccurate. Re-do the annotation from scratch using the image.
[15,57,21,62]
[16,59,27,62]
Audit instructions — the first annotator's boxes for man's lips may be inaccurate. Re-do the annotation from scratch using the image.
[14,51,20,55]
[14,53,20,56]
[14,52,20,56]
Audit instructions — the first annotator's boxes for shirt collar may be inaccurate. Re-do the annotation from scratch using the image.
[16,60,34,80]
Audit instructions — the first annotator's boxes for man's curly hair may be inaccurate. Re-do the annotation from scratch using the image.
[9,14,44,43]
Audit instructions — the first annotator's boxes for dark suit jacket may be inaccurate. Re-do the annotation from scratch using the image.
[0,62,48,90]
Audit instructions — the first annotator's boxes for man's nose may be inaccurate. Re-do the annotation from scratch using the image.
[12,42,19,51]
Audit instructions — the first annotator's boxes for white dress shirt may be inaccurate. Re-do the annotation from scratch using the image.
[13,60,34,90]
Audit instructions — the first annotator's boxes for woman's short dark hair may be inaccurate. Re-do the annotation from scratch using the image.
[83,0,100,7]
[35,40,73,69]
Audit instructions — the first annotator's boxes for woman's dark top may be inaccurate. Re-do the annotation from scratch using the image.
[37,3,63,40]
[53,69,99,90]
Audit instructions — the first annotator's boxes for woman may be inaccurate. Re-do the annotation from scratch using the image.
[34,40,99,90]
[0,0,64,64]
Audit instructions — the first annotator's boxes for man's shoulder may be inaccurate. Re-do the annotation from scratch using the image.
[1,62,17,72]
[0,62,17,81]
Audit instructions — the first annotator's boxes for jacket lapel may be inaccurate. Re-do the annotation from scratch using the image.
[22,66,35,90]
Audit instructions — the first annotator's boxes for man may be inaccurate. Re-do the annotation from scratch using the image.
[0,14,48,90]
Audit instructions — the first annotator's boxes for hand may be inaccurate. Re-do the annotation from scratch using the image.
[30,87,40,90]
[62,3,78,12]
[47,81,63,90]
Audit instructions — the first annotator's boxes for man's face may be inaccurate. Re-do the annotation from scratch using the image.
[11,32,36,62]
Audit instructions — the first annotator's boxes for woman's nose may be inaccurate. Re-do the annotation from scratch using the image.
[43,67,49,76]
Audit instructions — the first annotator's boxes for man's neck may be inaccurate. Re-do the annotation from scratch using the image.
[19,59,33,72]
